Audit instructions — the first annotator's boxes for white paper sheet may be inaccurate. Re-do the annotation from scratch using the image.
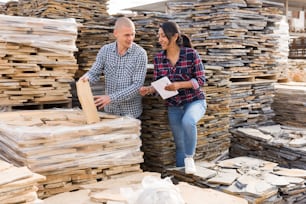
[151,76,178,99]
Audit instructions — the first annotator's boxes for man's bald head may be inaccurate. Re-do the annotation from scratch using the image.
[113,17,136,52]
[114,17,135,30]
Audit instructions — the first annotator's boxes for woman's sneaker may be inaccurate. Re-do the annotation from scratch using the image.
[184,157,196,174]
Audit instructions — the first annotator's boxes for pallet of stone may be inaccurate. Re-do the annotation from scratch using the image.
[0,109,143,198]
[230,80,275,128]
[17,0,111,76]
[1,100,72,112]
[0,159,45,203]
[18,0,108,23]
[39,163,142,199]
[230,124,306,170]
[0,14,78,107]
[172,0,283,130]
[272,83,306,128]
[76,23,114,73]
[165,156,306,204]
[128,12,172,64]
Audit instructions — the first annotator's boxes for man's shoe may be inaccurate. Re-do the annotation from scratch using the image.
[184,157,196,174]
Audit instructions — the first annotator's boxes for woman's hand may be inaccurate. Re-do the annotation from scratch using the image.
[139,86,155,96]
[165,82,180,91]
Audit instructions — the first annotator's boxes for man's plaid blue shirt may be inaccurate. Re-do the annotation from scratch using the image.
[86,42,147,118]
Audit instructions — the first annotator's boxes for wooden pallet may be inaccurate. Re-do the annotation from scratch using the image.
[1,100,72,111]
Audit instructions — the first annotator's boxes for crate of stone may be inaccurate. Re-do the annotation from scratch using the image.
[0,109,144,198]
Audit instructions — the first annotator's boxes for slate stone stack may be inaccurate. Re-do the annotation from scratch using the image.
[129,12,172,64]
[0,109,143,198]
[0,15,78,107]
[165,156,306,203]
[2,0,18,16]
[230,125,306,170]
[140,65,231,172]
[272,83,306,128]
[17,0,113,77]
[190,0,285,128]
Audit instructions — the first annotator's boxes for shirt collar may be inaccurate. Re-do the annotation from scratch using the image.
[161,47,186,60]
[112,42,134,56]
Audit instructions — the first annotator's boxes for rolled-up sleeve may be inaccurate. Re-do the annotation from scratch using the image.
[193,51,205,87]
[86,47,106,83]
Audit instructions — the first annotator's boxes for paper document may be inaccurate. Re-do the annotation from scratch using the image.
[151,76,179,100]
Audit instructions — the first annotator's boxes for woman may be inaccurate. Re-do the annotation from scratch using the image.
[140,21,207,174]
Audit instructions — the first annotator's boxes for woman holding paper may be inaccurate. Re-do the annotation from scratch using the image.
[139,21,207,174]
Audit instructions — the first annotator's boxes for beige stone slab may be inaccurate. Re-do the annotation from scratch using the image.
[0,173,45,193]
[0,166,33,186]
[258,125,282,135]
[217,156,278,170]
[237,128,273,141]
[237,175,278,196]
[289,138,306,148]
[90,187,136,203]
[262,173,290,187]
[76,80,100,124]
[0,160,12,171]
[43,189,94,204]
[273,167,306,178]
[193,165,217,180]
[207,171,240,186]
[81,172,161,192]
[178,182,248,204]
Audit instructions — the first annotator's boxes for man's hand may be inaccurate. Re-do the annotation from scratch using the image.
[79,74,89,82]
[94,95,111,110]
[139,86,155,96]
[139,86,149,96]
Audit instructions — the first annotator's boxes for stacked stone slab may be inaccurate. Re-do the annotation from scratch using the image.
[17,0,113,77]
[165,156,306,203]
[272,83,306,128]
[0,3,4,14]
[0,109,143,198]
[139,0,286,172]
[129,12,173,64]
[0,160,45,203]
[0,15,78,106]
[230,125,306,170]
[184,0,284,128]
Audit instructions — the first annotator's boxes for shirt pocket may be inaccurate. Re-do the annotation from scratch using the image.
[104,60,117,76]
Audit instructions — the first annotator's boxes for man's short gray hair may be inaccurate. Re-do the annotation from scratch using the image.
[114,17,135,30]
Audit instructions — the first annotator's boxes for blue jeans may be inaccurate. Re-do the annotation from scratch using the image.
[168,99,207,167]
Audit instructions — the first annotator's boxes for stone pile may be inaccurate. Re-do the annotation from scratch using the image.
[166,156,306,203]
[230,124,306,170]
[272,83,306,127]
[0,160,45,203]
[0,109,143,198]
[0,14,78,107]
[17,0,113,77]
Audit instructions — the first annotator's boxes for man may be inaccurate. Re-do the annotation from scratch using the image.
[80,17,148,118]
